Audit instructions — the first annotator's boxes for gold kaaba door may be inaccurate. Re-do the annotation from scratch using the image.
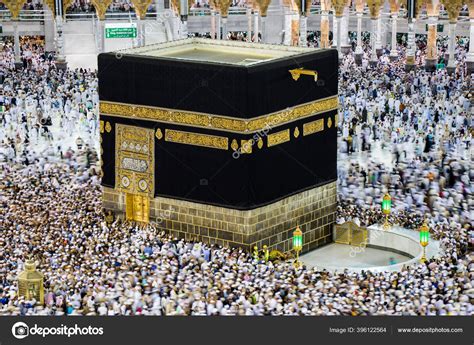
[115,125,154,224]
[125,194,150,223]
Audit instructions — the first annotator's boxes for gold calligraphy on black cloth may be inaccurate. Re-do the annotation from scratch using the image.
[115,124,154,197]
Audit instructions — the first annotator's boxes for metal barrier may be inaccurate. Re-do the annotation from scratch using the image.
[65,11,157,20]
[5,6,315,20]
[0,10,46,21]
[307,5,470,20]
[64,7,247,20]
[189,7,247,15]
[334,221,367,247]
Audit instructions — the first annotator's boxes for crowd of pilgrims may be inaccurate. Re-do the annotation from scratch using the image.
[0,36,472,316]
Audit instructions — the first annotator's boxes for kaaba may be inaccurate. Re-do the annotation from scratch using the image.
[99,38,338,254]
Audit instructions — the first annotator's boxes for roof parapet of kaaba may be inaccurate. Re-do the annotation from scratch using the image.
[114,38,322,66]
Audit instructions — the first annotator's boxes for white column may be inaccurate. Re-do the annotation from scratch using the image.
[467,18,474,61]
[181,19,188,39]
[340,6,350,50]
[253,10,259,42]
[44,4,56,52]
[335,15,342,58]
[332,13,338,48]
[390,14,398,57]
[406,18,416,68]
[261,16,267,43]
[99,19,105,53]
[13,21,21,64]
[299,15,307,47]
[247,8,252,42]
[375,16,382,51]
[55,15,66,61]
[447,21,456,69]
[221,17,227,40]
[211,10,216,39]
[425,16,438,69]
[355,12,362,55]
[370,18,378,62]
[52,0,66,68]
[216,12,221,39]
[283,10,292,46]
[179,0,189,39]
[139,19,146,46]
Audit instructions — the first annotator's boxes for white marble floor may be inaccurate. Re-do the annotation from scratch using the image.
[300,225,441,273]
[66,54,98,70]
[337,138,394,171]
[300,243,411,272]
